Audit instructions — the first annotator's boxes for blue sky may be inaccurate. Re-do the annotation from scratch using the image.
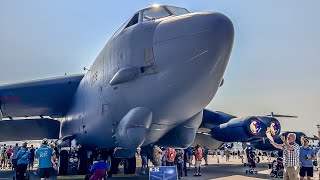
[0,0,319,136]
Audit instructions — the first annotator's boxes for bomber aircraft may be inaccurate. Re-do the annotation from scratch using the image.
[0,4,274,175]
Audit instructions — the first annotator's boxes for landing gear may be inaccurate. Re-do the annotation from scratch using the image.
[58,150,68,175]
[77,147,90,175]
[108,154,121,176]
[124,156,136,174]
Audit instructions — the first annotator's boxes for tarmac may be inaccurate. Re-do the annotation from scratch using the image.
[0,155,319,180]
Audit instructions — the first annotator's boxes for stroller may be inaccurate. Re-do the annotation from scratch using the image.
[270,157,284,178]
[245,150,257,174]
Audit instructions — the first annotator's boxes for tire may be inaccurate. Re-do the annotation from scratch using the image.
[58,150,69,175]
[77,148,89,175]
[109,155,121,175]
[124,156,136,174]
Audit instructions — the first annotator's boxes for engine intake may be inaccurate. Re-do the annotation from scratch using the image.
[210,116,281,142]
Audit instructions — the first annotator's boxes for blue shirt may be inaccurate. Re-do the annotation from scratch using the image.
[16,148,30,165]
[90,161,109,174]
[36,145,54,168]
[299,146,315,167]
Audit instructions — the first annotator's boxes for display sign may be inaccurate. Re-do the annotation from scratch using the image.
[149,166,178,180]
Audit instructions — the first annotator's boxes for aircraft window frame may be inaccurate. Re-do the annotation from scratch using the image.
[142,7,172,22]
[125,12,140,28]
[111,12,141,39]
[111,20,129,39]
[165,6,190,16]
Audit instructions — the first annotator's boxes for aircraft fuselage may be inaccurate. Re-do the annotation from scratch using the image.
[60,5,234,151]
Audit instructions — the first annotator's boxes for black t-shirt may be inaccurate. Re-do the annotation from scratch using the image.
[29,148,35,159]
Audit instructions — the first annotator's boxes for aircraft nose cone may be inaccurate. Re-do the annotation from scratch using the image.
[151,12,234,119]
[153,11,234,72]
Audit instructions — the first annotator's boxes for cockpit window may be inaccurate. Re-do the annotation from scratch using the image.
[111,13,139,39]
[126,13,139,28]
[166,6,190,16]
[143,7,171,21]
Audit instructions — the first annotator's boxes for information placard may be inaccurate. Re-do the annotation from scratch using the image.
[149,166,178,180]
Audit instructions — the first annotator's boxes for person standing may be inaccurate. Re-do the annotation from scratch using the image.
[220,149,224,159]
[299,138,316,180]
[226,150,230,162]
[161,148,166,166]
[140,148,148,175]
[28,145,35,170]
[6,146,12,167]
[15,142,30,180]
[36,138,56,180]
[12,143,20,170]
[190,147,194,166]
[203,146,208,165]
[165,147,176,166]
[175,149,184,179]
[1,149,8,168]
[183,148,189,176]
[194,144,202,176]
[269,133,300,180]
[153,145,162,167]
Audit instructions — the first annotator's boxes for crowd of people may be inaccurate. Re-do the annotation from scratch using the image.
[139,144,209,179]
[0,139,57,180]
[0,134,319,180]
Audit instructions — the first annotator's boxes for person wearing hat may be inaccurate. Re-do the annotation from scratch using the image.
[299,137,316,180]
[36,138,56,180]
[15,142,30,180]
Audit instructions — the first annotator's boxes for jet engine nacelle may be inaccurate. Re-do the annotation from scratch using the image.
[211,116,281,142]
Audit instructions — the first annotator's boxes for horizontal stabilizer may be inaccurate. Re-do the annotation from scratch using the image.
[0,118,60,142]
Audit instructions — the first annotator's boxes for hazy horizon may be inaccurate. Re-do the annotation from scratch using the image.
[1,0,319,136]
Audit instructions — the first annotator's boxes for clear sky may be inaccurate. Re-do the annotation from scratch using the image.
[1,1,319,136]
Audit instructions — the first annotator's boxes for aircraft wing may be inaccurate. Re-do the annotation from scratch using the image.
[0,74,84,119]
[0,118,60,142]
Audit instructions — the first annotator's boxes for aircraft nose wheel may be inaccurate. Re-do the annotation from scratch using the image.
[123,156,136,174]
[58,150,69,175]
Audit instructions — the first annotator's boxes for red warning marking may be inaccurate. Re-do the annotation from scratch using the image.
[0,97,20,102]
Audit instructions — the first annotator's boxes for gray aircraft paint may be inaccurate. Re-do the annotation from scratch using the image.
[60,6,234,153]
[64,9,231,155]
[0,5,234,155]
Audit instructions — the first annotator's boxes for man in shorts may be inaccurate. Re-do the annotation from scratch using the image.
[15,142,30,179]
[299,138,316,180]
[36,138,56,180]
[194,144,202,176]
